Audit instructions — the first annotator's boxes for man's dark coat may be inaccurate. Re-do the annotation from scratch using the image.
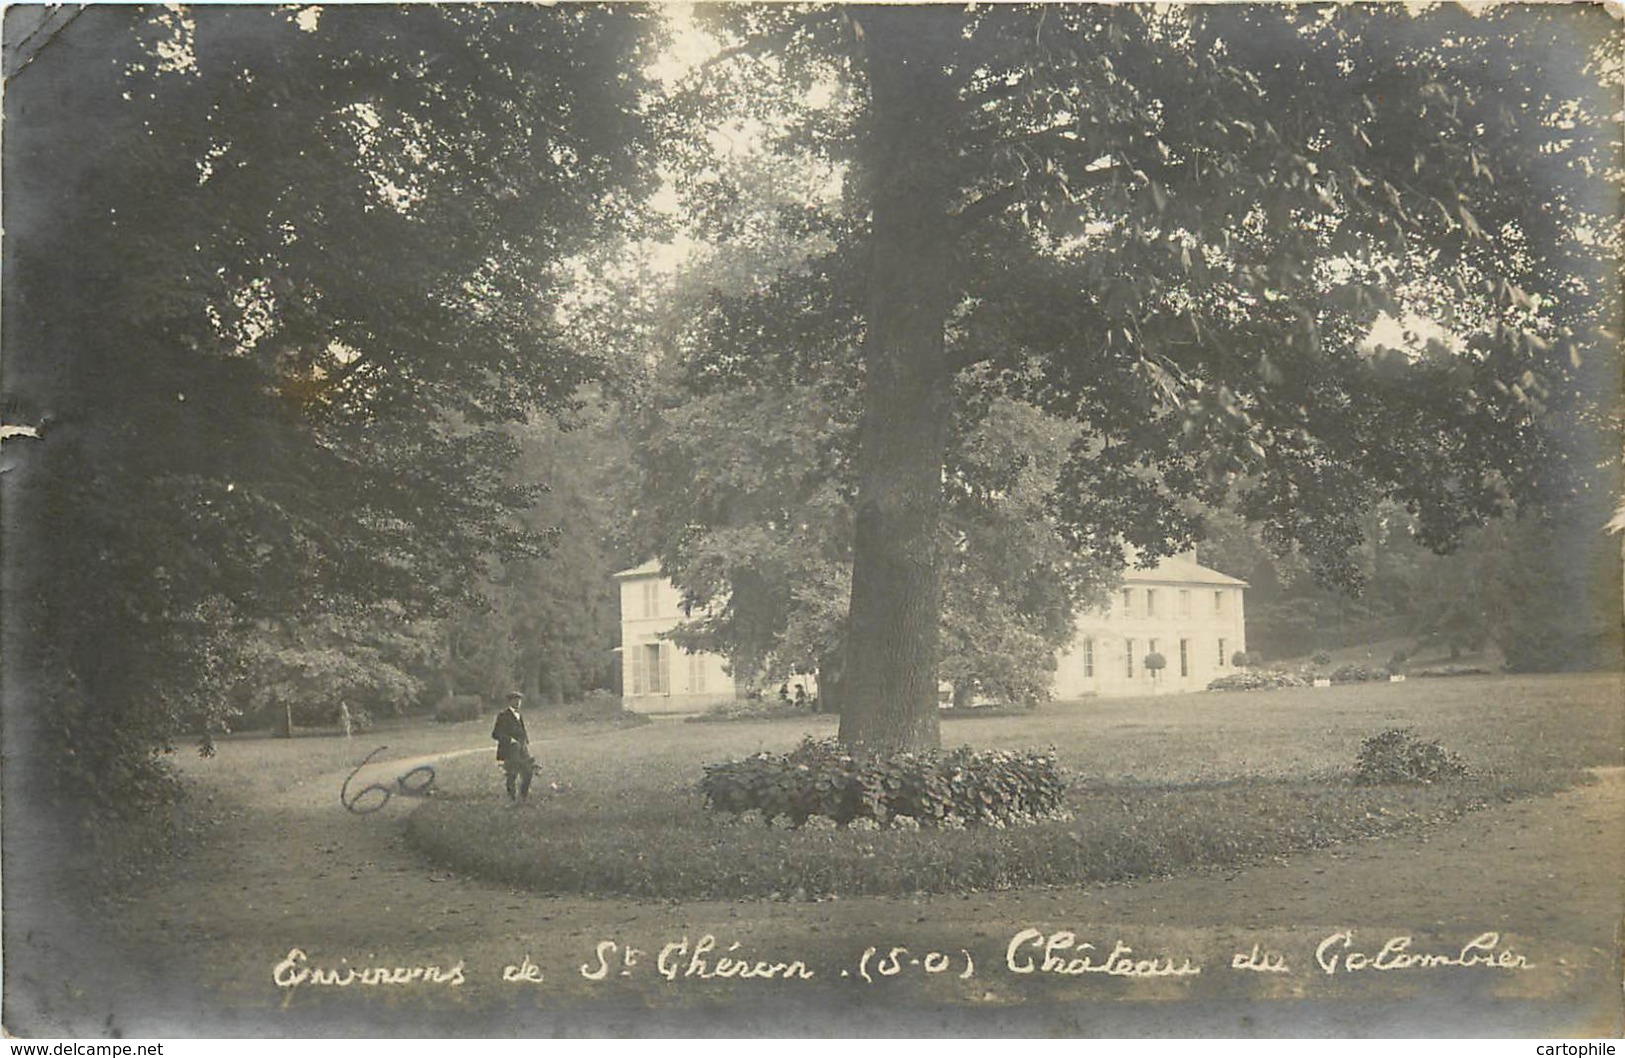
[491,707,529,762]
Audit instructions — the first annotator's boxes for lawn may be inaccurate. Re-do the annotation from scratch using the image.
[405,672,1623,899]
[207,716,498,799]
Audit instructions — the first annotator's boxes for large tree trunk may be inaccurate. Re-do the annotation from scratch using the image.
[838,8,957,751]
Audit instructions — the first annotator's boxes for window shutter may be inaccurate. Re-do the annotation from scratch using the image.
[631,643,646,695]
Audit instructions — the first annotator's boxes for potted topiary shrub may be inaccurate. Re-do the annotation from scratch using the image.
[1144,651,1166,692]
[1310,649,1333,687]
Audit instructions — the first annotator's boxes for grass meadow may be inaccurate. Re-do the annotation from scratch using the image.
[403,673,1621,899]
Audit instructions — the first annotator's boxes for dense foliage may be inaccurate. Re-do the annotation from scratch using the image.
[1330,663,1396,685]
[434,405,636,707]
[645,4,1621,748]
[1200,500,1623,669]
[631,375,1107,705]
[1208,662,1400,692]
[1206,670,1310,693]
[1354,728,1469,786]
[2,6,654,818]
[698,737,1068,828]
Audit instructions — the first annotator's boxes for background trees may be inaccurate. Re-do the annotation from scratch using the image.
[650,3,1620,749]
[3,6,654,814]
[628,347,1107,708]
[4,3,1618,822]
[436,404,634,707]
[1199,495,1623,671]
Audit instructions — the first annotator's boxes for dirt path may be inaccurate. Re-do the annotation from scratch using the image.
[13,742,1623,1039]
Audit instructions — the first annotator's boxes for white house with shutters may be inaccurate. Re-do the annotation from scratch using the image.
[614,560,741,714]
[615,550,1245,710]
[1051,551,1248,698]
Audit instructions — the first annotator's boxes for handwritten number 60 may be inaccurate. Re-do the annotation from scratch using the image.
[341,745,437,814]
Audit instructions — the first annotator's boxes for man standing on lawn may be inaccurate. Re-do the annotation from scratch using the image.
[491,691,534,801]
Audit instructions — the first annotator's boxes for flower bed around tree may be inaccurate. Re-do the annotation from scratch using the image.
[698,737,1069,828]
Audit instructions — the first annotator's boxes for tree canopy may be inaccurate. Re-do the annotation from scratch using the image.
[640,3,1620,749]
[3,5,656,813]
[3,3,1618,806]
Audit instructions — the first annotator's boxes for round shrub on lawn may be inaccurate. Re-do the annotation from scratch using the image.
[1331,662,1391,684]
[698,736,1068,828]
[1354,728,1469,785]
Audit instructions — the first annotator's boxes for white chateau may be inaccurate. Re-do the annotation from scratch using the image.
[614,560,742,715]
[1051,551,1249,698]
[615,551,1245,712]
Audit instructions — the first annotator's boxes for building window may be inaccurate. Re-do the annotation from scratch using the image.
[1146,589,1158,618]
[689,652,706,694]
[1081,637,1094,678]
[1121,588,1134,618]
[1218,638,1227,667]
[643,580,659,618]
[1179,638,1190,677]
[1179,589,1191,616]
[631,642,667,695]
[1125,638,1135,678]
[1214,590,1224,615]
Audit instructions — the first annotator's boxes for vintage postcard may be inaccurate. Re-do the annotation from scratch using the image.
[3,1,1621,1039]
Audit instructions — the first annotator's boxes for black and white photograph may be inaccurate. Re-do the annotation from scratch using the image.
[2,1,1621,1041]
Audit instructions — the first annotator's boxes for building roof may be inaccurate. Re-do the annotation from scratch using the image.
[1122,554,1248,587]
[617,554,1246,588]
[613,559,664,580]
